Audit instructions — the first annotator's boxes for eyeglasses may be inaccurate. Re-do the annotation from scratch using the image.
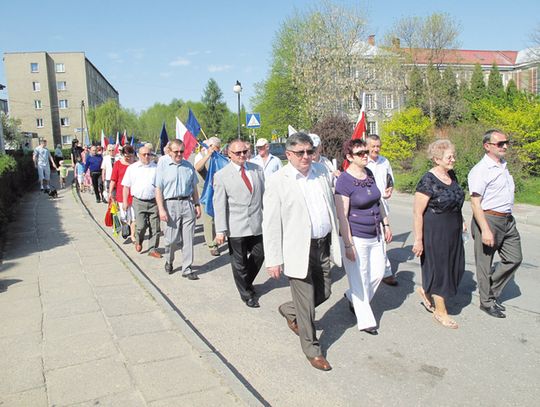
[350,150,369,157]
[287,149,315,157]
[171,149,184,155]
[487,140,510,148]
[256,145,267,150]
[140,153,152,157]
[230,149,249,156]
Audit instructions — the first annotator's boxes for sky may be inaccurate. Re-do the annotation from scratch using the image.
[1,0,539,115]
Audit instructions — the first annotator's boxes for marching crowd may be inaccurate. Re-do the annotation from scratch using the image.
[33,129,522,371]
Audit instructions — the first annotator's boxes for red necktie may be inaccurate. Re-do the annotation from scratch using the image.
[241,166,252,193]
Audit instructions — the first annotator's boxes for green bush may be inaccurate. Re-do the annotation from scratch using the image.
[0,154,17,176]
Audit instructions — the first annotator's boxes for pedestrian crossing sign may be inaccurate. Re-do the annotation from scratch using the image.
[246,113,261,128]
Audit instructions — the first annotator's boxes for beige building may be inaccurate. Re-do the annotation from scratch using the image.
[3,51,118,146]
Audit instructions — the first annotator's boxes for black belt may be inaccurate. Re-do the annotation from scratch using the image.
[166,196,190,201]
[134,197,156,203]
[311,233,330,245]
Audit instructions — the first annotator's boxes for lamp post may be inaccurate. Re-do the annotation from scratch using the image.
[233,80,242,138]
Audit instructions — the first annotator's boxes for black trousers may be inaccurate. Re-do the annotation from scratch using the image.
[90,170,103,201]
[227,235,265,301]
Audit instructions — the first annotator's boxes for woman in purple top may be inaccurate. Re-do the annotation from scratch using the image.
[335,139,392,335]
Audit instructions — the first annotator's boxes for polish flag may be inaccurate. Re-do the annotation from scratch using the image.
[100,129,108,148]
[113,132,120,156]
[176,117,198,159]
[121,130,127,146]
[352,92,366,140]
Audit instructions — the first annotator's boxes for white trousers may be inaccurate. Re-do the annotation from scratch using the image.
[341,236,386,330]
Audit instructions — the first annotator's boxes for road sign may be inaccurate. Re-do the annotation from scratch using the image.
[246,113,261,128]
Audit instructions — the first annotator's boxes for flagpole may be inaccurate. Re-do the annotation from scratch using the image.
[199,128,208,140]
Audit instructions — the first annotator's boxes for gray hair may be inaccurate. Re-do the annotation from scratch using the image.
[286,132,313,149]
[427,139,455,161]
[207,136,221,147]
[366,134,381,142]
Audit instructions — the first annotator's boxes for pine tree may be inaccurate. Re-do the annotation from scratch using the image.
[505,78,519,105]
[469,63,486,103]
[407,65,424,109]
[487,63,505,101]
[201,78,227,137]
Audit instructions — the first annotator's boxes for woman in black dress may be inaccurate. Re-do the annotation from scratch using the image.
[412,139,466,329]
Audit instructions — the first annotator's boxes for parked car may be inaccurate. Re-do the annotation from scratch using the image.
[269,143,286,160]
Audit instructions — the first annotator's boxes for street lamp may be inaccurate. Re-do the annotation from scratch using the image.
[233,80,242,138]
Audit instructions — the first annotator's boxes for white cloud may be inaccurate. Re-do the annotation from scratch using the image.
[127,48,145,60]
[187,51,200,56]
[208,64,232,72]
[169,57,191,67]
[107,52,123,63]
[160,72,172,78]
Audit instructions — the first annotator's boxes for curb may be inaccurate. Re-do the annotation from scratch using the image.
[72,187,267,407]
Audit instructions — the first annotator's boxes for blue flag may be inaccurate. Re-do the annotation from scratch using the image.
[130,134,135,146]
[186,109,201,138]
[200,152,229,217]
[159,122,169,155]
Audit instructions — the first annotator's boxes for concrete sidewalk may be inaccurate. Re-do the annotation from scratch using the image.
[0,186,258,406]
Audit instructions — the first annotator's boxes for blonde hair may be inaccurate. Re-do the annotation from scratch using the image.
[427,139,455,161]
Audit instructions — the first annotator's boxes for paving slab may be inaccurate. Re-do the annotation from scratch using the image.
[0,357,44,395]
[0,386,48,407]
[108,310,173,338]
[43,311,108,340]
[117,330,189,365]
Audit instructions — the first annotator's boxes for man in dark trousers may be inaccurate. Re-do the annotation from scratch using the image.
[84,145,104,203]
[213,139,265,308]
[468,129,522,318]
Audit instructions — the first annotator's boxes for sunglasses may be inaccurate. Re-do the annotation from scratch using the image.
[171,149,185,155]
[230,149,249,156]
[287,149,315,157]
[351,150,369,157]
[487,140,510,148]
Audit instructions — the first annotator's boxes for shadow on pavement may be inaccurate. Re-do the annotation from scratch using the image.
[0,278,22,293]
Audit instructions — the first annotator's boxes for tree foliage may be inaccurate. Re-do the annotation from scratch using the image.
[310,114,353,167]
[87,100,139,142]
[380,107,433,169]
[1,113,23,148]
[487,63,505,101]
[201,79,227,137]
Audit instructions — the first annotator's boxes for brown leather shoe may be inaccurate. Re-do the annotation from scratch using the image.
[278,306,299,336]
[135,243,142,253]
[307,355,332,371]
[209,247,220,256]
[382,275,398,286]
[148,250,162,259]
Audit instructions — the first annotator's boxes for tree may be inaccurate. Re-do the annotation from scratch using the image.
[310,114,353,167]
[201,79,227,137]
[506,79,519,104]
[468,63,487,104]
[0,113,23,148]
[406,65,424,108]
[87,100,139,143]
[487,63,505,101]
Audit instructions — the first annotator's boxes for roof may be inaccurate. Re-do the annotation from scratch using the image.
[402,48,520,66]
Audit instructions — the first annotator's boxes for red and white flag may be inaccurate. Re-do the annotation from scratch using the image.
[100,129,108,148]
[121,130,127,146]
[113,132,120,156]
[176,117,198,159]
[352,92,366,140]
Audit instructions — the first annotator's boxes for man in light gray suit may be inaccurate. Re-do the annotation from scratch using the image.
[214,139,265,308]
[263,132,342,371]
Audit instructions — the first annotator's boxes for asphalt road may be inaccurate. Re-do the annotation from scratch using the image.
[83,191,540,407]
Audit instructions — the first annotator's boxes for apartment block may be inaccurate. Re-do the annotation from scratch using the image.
[3,52,118,146]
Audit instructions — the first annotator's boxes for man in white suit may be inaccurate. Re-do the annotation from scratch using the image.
[214,139,265,308]
[263,132,342,371]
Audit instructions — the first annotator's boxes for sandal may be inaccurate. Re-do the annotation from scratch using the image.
[417,287,435,313]
[433,313,458,329]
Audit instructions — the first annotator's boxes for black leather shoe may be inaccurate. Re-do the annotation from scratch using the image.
[480,305,506,318]
[246,297,260,308]
[183,272,199,280]
[164,262,173,275]
[362,328,379,335]
[494,300,506,312]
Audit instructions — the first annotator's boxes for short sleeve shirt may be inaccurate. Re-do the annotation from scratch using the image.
[468,155,514,213]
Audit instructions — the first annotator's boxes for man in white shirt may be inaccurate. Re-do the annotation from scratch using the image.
[366,134,396,286]
[468,129,522,318]
[263,132,342,372]
[309,133,340,184]
[33,139,57,192]
[122,146,161,259]
[194,137,221,256]
[250,138,282,178]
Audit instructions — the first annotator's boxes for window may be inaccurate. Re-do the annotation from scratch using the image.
[34,100,42,109]
[55,63,65,73]
[60,117,70,126]
[59,99,68,109]
[368,121,377,135]
[62,135,73,145]
[30,63,39,72]
[382,94,394,109]
[365,93,375,110]
[36,118,44,128]
[32,81,41,91]
[57,81,66,91]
